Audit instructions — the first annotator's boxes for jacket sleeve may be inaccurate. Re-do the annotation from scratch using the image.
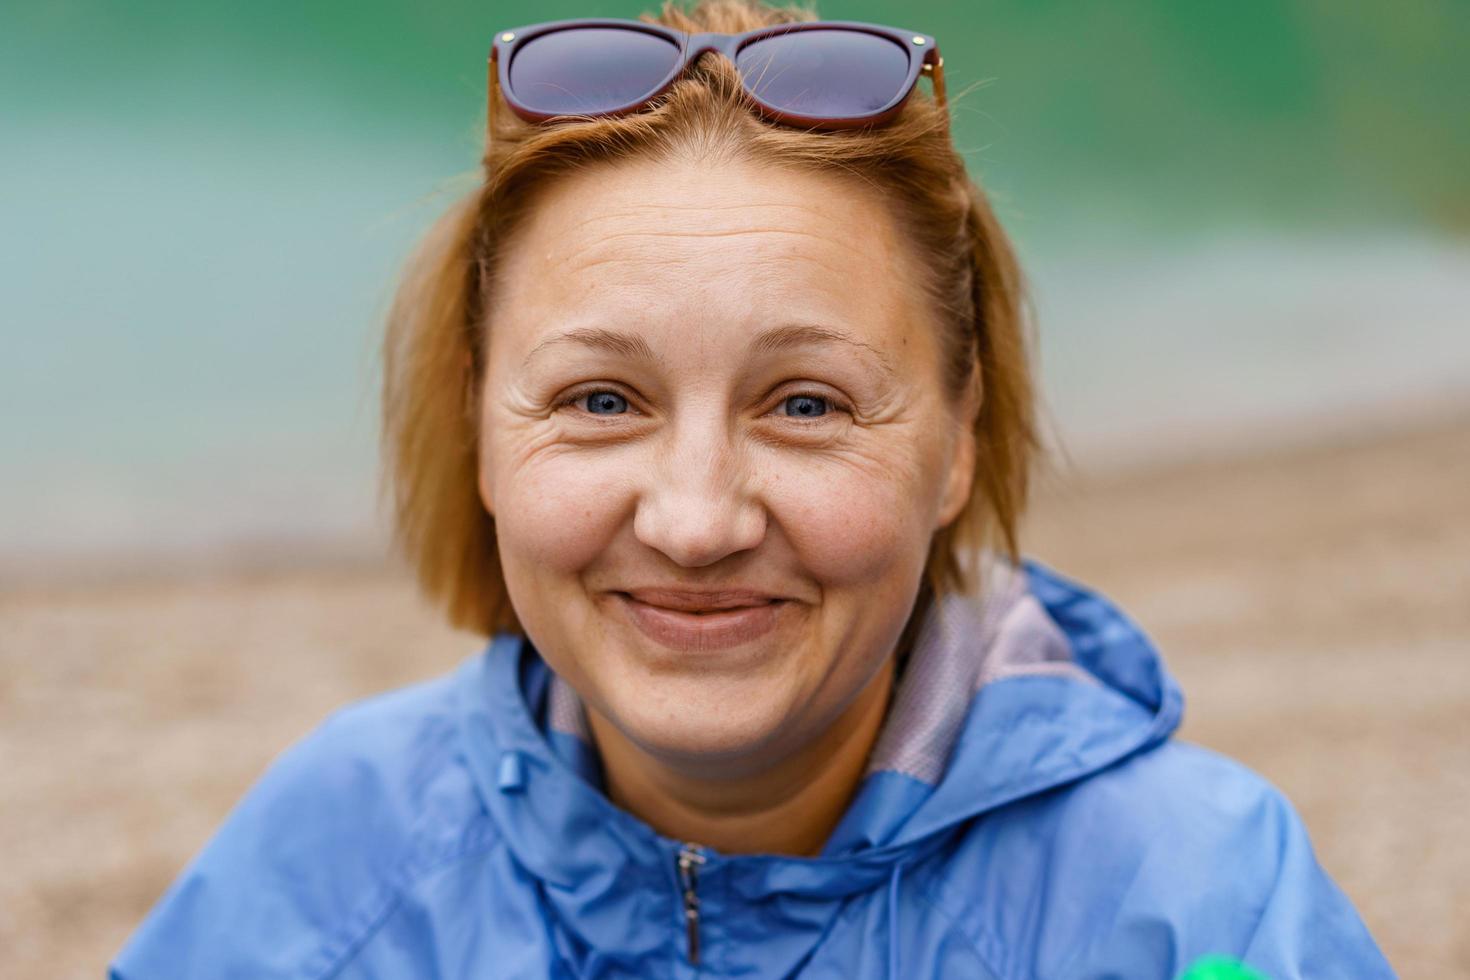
[1057,743,1397,979]
[1231,785,1396,978]
[107,710,410,980]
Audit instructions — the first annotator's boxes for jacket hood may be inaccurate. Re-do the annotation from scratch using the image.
[453,557,1184,909]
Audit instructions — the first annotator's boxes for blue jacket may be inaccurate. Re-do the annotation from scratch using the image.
[112,560,1394,978]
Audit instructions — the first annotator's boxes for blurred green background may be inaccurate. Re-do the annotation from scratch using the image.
[2,0,1467,572]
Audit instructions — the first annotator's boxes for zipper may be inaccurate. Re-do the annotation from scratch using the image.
[676,842,706,965]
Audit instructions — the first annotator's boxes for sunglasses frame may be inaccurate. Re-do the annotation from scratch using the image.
[487,18,945,140]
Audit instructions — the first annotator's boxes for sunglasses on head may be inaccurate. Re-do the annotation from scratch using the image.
[488,18,946,133]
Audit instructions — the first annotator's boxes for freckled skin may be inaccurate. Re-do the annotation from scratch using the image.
[478,155,977,779]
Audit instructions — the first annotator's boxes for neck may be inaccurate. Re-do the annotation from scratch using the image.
[585,656,896,857]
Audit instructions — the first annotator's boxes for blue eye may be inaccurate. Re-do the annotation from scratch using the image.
[781,394,830,418]
[581,390,629,415]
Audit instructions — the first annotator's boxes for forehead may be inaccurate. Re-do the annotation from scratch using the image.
[489,155,931,350]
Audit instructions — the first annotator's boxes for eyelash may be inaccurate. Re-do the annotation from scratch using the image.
[556,385,850,421]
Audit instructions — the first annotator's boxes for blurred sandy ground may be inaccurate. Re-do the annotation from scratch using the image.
[1,412,1467,978]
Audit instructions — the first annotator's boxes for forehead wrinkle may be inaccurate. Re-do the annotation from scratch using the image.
[557,249,859,290]
[556,200,831,241]
[553,226,878,277]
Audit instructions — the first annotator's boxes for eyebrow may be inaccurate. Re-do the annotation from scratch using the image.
[521,327,662,371]
[520,322,897,379]
[751,323,897,379]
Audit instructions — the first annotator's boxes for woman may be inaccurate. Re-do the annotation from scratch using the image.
[112,2,1393,977]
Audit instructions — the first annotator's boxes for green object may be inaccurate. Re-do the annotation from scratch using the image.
[1179,955,1269,980]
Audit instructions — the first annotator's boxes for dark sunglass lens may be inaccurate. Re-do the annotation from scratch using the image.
[508,28,681,116]
[736,29,912,119]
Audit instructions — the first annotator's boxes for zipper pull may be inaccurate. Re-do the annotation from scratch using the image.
[676,843,706,965]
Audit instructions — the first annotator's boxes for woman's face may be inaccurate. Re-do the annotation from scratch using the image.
[478,154,977,773]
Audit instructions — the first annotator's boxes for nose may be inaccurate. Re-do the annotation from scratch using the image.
[632,417,766,568]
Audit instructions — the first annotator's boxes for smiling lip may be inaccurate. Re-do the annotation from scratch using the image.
[614,589,789,651]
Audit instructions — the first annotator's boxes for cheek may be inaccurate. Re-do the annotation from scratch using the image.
[761,452,930,589]
[489,448,634,577]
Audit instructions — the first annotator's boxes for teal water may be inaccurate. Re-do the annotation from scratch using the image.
[0,113,463,565]
[2,0,1467,568]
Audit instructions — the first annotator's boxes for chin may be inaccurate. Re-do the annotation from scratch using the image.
[601,667,804,766]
